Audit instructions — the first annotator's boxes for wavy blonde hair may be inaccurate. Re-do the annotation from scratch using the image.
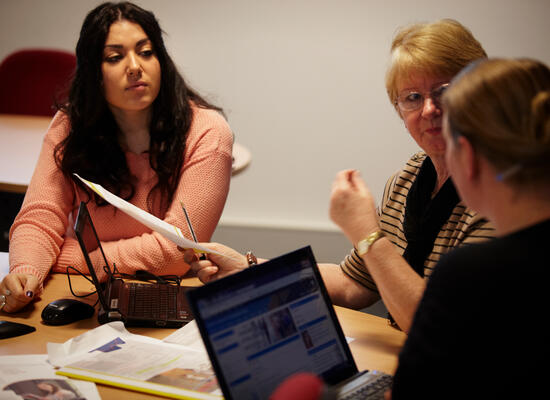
[444,58,550,186]
[385,19,486,107]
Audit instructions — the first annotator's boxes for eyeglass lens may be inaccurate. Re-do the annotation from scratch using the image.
[397,84,449,111]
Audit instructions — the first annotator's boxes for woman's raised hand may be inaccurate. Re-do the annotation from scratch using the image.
[329,169,380,245]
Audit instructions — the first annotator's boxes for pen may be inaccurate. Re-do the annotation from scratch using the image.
[181,201,199,242]
[180,202,207,260]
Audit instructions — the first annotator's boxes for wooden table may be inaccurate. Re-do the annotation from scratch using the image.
[0,272,406,399]
[0,114,251,194]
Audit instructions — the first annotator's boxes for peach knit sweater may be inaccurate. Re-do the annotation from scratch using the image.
[9,106,233,288]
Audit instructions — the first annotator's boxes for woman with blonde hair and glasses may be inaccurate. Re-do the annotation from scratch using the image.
[387,58,550,398]
[187,19,495,333]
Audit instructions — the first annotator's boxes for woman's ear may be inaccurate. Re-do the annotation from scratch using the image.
[457,135,479,181]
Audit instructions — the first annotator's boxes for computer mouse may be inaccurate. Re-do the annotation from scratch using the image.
[0,320,36,339]
[41,298,95,326]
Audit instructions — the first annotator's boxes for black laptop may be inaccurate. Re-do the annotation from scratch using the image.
[74,201,193,328]
[186,246,392,400]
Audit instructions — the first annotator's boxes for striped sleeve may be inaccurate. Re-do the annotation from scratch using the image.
[339,152,495,290]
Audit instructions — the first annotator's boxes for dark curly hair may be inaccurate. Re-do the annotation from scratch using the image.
[55,1,223,213]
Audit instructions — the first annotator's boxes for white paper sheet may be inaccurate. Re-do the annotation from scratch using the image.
[162,320,208,352]
[47,321,161,367]
[74,174,226,257]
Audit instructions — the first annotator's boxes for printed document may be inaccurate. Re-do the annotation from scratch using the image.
[48,321,221,400]
[74,174,222,257]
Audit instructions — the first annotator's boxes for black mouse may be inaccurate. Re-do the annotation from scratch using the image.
[41,298,95,326]
[0,320,36,339]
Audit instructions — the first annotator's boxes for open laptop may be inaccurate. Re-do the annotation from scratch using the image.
[74,201,193,328]
[186,246,392,400]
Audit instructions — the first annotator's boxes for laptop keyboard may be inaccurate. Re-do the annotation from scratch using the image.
[128,283,178,320]
[337,371,393,400]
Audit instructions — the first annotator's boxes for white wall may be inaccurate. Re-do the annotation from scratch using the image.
[2,0,550,264]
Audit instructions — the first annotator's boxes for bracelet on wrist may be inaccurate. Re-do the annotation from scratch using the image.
[356,230,385,256]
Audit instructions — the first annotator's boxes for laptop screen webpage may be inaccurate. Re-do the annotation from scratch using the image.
[189,246,357,400]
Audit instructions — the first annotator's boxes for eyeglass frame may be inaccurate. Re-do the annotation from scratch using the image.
[394,82,450,112]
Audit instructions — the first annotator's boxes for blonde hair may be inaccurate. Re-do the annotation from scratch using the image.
[385,19,486,106]
[444,58,550,186]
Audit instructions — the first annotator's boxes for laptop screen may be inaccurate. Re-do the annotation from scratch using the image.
[74,201,112,312]
[187,246,358,400]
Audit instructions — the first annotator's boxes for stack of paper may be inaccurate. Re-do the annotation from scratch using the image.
[49,321,222,400]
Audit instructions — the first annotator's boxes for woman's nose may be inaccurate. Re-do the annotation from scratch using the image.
[421,97,440,118]
[126,53,141,78]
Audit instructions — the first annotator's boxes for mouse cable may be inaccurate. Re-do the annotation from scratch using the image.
[65,266,100,307]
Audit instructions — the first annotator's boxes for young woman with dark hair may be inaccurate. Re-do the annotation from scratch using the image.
[1,2,233,313]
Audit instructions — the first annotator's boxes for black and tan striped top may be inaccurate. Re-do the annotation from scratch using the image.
[340,152,495,294]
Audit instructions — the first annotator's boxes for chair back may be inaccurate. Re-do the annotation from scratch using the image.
[0,48,76,117]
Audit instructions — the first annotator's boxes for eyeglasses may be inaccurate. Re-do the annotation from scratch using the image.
[395,83,450,112]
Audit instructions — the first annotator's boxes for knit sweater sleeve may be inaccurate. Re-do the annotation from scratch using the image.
[9,112,75,286]
[54,107,233,281]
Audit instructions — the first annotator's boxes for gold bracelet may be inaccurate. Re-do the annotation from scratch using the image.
[246,251,258,266]
[356,230,385,256]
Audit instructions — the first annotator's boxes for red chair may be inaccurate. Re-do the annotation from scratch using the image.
[0,48,76,117]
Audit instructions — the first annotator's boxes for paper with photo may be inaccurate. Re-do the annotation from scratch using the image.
[74,174,224,257]
[0,354,100,400]
[48,322,221,399]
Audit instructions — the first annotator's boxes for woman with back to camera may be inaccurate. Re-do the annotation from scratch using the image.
[187,19,495,332]
[386,58,550,398]
[0,1,233,313]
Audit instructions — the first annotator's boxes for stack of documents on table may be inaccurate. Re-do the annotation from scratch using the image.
[0,354,100,399]
[48,321,221,400]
